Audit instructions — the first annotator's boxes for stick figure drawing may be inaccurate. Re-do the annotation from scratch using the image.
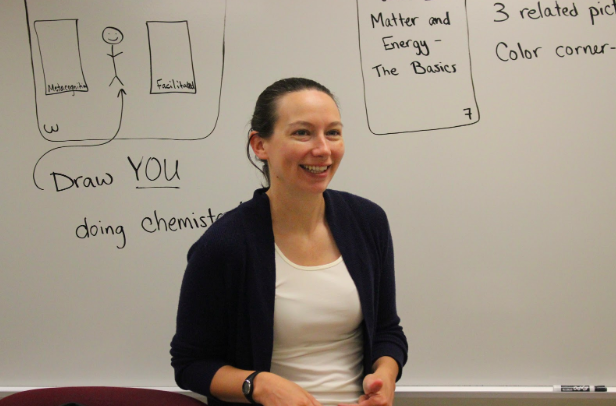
[102,26,124,86]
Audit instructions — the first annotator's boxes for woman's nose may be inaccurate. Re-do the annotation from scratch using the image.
[312,133,331,156]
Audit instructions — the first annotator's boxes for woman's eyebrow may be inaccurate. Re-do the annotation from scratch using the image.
[287,121,344,128]
[287,121,315,128]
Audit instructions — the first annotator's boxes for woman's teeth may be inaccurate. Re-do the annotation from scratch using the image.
[302,165,328,174]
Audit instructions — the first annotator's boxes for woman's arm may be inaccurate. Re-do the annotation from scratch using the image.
[363,356,399,404]
[371,211,408,380]
[340,356,398,406]
[170,235,232,398]
[210,366,323,406]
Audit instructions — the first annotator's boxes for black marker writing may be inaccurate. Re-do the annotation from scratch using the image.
[372,64,399,77]
[128,156,180,189]
[382,36,430,55]
[76,217,126,249]
[371,12,419,28]
[141,208,224,234]
[51,171,113,192]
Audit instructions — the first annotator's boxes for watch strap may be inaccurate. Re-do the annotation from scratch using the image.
[243,371,262,404]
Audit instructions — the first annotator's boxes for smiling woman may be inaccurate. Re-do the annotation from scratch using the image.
[246,78,341,188]
[170,78,408,406]
[250,89,344,198]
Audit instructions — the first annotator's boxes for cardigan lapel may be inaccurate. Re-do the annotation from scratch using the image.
[324,190,375,349]
[244,189,277,371]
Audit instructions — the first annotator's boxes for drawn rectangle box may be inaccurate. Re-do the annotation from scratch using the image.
[147,21,197,94]
[34,19,88,95]
[357,0,479,134]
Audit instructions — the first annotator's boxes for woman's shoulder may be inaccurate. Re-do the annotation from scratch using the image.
[188,189,271,255]
[325,189,388,222]
[325,189,392,257]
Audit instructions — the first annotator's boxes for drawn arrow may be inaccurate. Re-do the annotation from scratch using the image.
[32,88,126,190]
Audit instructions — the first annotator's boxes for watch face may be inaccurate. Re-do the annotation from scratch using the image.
[242,379,251,395]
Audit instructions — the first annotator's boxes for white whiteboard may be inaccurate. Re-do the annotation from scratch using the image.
[1,0,615,388]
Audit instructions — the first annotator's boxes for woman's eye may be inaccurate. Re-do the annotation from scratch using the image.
[327,130,342,137]
[293,129,309,136]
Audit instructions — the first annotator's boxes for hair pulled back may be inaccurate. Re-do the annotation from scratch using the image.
[247,77,338,187]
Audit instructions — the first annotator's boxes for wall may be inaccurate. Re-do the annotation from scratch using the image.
[1,0,615,393]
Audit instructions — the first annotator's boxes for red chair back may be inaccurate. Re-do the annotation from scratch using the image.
[0,387,206,406]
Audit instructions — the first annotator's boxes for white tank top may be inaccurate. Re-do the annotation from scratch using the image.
[270,244,364,406]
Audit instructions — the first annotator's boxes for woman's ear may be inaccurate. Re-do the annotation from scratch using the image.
[250,131,268,161]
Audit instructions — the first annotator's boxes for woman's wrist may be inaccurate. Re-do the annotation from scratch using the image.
[372,356,399,382]
[242,371,263,403]
[250,371,273,404]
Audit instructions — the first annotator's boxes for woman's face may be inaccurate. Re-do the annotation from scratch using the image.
[254,89,344,196]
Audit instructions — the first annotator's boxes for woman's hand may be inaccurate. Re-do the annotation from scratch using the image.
[356,374,395,406]
[340,356,398,406]
[253,372,323,406]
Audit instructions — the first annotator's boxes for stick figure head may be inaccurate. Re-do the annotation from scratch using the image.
[102,27,124,44]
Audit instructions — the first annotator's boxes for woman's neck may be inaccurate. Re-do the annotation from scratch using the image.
[266,187,326,236]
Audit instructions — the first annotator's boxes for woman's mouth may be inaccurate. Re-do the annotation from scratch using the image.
[300,165,329,174]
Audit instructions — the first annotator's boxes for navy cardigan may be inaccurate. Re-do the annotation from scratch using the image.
[170,189,408,405]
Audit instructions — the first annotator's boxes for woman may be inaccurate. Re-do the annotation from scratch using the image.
[171,78,407,406]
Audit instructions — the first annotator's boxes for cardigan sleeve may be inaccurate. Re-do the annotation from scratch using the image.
[170,229,234,399]
[324,190,409,381]
[370,208,409,381]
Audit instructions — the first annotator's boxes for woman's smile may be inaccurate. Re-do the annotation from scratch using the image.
[300,164,330,174]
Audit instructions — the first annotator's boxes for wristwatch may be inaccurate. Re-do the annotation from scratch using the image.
[242,371,262,404]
